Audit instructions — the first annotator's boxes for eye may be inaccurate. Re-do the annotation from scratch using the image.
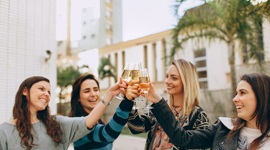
[83,90,90,93]
[172,77,178,80]
[165,74,168,78]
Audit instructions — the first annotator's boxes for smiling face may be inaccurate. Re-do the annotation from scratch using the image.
[165,65,183,96]
[24,81,51,114]
[79,79,100,113]
[233,80,257,122]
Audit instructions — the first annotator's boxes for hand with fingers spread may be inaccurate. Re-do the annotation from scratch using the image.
[125,80,140,100]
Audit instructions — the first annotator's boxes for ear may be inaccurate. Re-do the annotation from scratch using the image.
[22,88,28,96]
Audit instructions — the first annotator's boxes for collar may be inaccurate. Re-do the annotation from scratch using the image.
[219,117,234,130]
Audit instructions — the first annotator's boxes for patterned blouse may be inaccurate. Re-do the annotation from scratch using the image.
[127,104,209,150]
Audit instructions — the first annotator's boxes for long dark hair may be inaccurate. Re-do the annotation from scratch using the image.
[13,76,62,150]
[227,73,270,150]
[69,74,104,124]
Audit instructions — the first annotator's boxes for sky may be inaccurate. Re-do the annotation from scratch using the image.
[55,0,204,74]
[122,0,204,41]
[56,0,204,41]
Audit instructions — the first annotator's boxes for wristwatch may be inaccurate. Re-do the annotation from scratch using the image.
[101,99,111,106]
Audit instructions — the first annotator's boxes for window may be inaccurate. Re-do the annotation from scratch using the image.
[194,48,208,89]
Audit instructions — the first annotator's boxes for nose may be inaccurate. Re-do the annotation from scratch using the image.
[44,91,50,97]
[232,94,238,103]
[165,77,170,84]
[89,90,96,96]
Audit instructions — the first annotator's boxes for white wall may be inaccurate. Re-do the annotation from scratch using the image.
[0,0,57,123]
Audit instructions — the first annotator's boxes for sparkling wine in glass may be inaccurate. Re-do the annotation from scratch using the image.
[139,68,152,115]
[131,62,142,110]
[115,63,132,100]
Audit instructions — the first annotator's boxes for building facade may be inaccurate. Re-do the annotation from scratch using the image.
[0,0,57,123]
[98,19,270,122]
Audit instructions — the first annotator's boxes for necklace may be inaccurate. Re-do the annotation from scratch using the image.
[172,105,181,119]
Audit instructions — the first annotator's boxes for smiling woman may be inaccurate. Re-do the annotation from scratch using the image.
[69,73,135,150]
[0,75,125,150]
[147,73,270,150]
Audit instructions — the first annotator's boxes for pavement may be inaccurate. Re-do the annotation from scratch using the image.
[113,135,146,150]
[68,135,146,150]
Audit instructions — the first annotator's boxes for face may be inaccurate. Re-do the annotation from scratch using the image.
[24,81,51,114]
[233,80,257,121]
[79,79,100,113]
[165,65,183,95]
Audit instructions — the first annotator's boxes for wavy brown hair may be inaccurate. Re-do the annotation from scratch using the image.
[227,73,270,150]
[69,74,104,124]
[13,76,62,150]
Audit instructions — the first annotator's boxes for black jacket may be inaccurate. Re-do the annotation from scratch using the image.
[152,98,239,150]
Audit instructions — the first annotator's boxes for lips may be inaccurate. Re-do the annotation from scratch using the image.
[236,106,243,109]
[88,99,98,102]
[167,86,174,90]
[39,97,48,104]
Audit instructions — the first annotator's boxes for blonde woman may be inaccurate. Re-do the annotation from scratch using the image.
[127,58,210,150]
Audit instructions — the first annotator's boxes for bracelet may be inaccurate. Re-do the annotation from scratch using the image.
[101,99,111,106]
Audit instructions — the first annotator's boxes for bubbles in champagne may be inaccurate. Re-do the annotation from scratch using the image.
[121,70,131,81]
[130,70,141,80]
[139,77,150,91]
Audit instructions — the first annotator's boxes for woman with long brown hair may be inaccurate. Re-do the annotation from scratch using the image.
[0,76,125,150]
[69,74,136,150]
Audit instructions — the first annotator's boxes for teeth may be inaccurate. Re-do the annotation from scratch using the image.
[236,106,243,109]
[89,99,97,102]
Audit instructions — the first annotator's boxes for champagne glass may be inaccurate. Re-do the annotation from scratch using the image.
[115,62,132,100]
[130,62,142,110]
[139,68,152,115]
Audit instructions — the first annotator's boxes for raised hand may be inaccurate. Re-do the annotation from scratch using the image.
[125,80,140,100]
[140,82,162,104]
[106,78,128,99]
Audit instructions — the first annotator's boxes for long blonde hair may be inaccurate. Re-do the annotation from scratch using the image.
[169,59,200,116]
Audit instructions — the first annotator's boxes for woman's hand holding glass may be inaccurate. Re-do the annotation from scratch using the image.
[105,77,128,101]
[139,68,153,115]
[115,62,133,100]
[140,82,162,104]
[125,80,140,101]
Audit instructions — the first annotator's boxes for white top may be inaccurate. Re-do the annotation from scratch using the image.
[238,127,270,150]
[219,117,270,150]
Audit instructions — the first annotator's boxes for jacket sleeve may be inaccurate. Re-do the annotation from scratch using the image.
[152,98,217,149]
[127,104,156,134]
[88,98,134,142]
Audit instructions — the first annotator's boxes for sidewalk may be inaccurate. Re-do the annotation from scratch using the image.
[113,135,146,150]
[68,135,146,150]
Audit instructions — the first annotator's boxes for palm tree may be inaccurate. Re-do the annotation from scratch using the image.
[98,57,117,83]
[57,66,82,102]
[171,0,265,96]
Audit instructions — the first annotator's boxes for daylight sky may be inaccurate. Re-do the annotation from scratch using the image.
[56,0,204,41]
